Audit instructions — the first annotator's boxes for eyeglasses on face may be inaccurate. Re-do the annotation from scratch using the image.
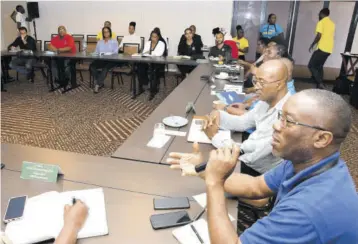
[252,76,281,88]
[277,110,328,131]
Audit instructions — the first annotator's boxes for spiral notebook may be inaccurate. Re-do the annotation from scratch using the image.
[5,188,108,244]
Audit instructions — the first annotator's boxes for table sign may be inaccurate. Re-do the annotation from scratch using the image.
[21,161,63,183]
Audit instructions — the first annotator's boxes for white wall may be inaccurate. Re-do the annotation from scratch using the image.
[34,1,232,56]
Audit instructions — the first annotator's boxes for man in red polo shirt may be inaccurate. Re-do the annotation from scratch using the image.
[48,25,77,91]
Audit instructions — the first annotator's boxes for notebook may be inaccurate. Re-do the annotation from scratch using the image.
[172,219,210,244]
[5,188,108,244]
[187,117,230,144]
[216,91,246,105]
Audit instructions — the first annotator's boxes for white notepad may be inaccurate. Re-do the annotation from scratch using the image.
[5,188,108,244]
[172,219,210,244]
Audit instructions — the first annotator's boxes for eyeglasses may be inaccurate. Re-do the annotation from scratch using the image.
[277,110,328,131]
[252,76,281,88]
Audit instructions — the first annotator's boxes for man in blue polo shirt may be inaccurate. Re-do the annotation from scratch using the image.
[168,89,358,243]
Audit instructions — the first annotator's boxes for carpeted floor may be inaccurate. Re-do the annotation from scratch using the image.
[1,71,358,186]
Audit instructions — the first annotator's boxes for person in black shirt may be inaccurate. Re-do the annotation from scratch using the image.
[179,25,203,48]
[177,28,203,76]
[208,32,232,63]
[8,27,37,81]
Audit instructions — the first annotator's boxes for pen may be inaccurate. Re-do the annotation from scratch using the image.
[190,224,204,244]
[72,197,76,205]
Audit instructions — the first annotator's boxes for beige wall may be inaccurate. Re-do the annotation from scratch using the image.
[1,1,26,49]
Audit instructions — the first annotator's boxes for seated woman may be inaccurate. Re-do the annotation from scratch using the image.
[177,28,203,76]
[137,29,166,100]
[89,27,118,93]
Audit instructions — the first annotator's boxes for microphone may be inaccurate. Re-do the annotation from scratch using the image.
[195,162,207,173]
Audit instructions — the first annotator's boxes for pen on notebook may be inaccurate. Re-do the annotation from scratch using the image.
[190,224,204,244]
[72,197,77,205]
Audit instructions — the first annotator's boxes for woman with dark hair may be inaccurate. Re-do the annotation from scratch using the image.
[90,26,119,93]
[152,27,168,54]
[260,13,284,40]
[137,28,166,100]
[177,28,203,76]
[233,25,249,60]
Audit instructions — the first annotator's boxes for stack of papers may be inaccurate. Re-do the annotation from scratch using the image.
[187,118,230,144]
[147,135,171,148]
[5,188,108,244]
[223,84,243,94]
[172,219,210,244]
[216,91,246,105]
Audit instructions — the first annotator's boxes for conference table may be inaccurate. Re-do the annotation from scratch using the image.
[1,50,204,97]
[112,63,242,164]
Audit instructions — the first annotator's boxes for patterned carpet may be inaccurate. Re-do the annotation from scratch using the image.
[1,71,358,186]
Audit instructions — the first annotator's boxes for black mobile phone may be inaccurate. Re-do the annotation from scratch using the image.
[200,75,210,80]
[150,210,192,230]
[3,196,27,223]
[153,197,190,210]
[1,163,5,169]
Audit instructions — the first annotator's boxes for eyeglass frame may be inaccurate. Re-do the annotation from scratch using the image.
[252,76,282,88]
[277,110,328,131]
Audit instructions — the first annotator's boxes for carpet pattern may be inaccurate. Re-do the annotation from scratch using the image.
[1,71,358,187]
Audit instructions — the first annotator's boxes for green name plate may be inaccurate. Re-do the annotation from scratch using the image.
[21,161,63,183]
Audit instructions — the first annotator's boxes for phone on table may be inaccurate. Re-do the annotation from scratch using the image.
[153,197,190,210]
[3,195,27,223]
[150,210,192,230]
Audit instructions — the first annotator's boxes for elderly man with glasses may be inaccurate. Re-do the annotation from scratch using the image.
[168,89,358,243]
[179,59,291,178]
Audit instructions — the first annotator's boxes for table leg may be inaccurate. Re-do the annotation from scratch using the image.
[48,58,55,92]
[62,59,80,94]
[131,62,137,99]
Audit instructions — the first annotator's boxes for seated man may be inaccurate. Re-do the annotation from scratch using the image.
[54,200,88,244]
[180,25,203,48]
[96,21,116,40]
[48,25,77,90]
[8,27,37,82]
[209,32,232,63]
[201,60,291,176]
[119,21,141,52]
[169,89,358,243]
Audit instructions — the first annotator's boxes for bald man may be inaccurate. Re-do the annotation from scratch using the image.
[169,59,291,177]
[168,89,358,243]
[48,26,77,91]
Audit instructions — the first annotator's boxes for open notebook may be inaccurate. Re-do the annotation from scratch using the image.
[5,188,108,244]
[172,219,210,244]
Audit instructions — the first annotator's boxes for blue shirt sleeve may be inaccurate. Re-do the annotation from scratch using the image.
[240,203,318,244]
[276,24,284,34]
[264,161,287,193]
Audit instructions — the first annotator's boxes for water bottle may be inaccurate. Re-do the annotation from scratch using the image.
[82,41,87,53]
[239,65,244,82]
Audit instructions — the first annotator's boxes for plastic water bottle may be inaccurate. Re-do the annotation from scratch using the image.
[82,41,87,53]
[239,66,244,82]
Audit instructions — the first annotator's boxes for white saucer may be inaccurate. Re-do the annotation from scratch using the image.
[215,74,229,80]
[162,116,188,128]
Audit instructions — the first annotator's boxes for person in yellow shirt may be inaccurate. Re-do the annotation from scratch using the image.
[308,8,335,89]
[232,25,249,60]
[96,21,116,40]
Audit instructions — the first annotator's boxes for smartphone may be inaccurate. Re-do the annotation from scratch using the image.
[153,197,190,210]
[150,210,192,230]
[3,196,27,223]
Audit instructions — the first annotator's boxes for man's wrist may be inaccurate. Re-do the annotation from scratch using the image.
[205,177,225,188]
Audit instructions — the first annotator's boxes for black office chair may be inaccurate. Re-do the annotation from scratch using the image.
[140,37,145,52]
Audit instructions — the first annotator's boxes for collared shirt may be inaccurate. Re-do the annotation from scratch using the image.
[316,16,335,54]
[142,40,165,57]
[232,37,249,56]
[50,34,76,53]
[287,79,296,94]
[119,33,142,49]
[95,39,118,54]
[260,24,284,39]
[96,31,117,40]
[240,152,358,243]
[219,92,291,173]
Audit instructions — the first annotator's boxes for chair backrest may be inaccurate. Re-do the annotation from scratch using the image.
[74,41,81,52]
[123,43,139,55]
[44,41,51,51]
[87,42,97,53]
[72,34,84,42]
[87,35,98,43]
[51,33,57,39]
[117,36,124,45]
[36,40,42,51]
[140,37,145,52]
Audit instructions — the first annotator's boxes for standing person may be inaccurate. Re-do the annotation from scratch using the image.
[96,21,116,40]
[137,29,166,100]
[90,27,119,93]
[48,26,77,90]
[15,5,31,30]
[260,13,284,40]
[177,28,203,76]
[308,8,335,89]
[233,25,249,60]
[119,21,142,51]
[209,32,232,63]
[8,27,37,82]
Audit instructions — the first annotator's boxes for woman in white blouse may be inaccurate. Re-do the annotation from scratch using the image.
[137,29,166,100]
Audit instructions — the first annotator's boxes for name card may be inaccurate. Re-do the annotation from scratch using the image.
[21,161,63,183]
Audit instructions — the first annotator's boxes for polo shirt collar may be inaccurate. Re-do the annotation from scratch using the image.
[282,151,340,190]
[266,92,291,114]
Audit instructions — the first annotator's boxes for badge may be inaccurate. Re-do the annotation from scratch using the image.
[222,48,225,51]
[192,46,195,51]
